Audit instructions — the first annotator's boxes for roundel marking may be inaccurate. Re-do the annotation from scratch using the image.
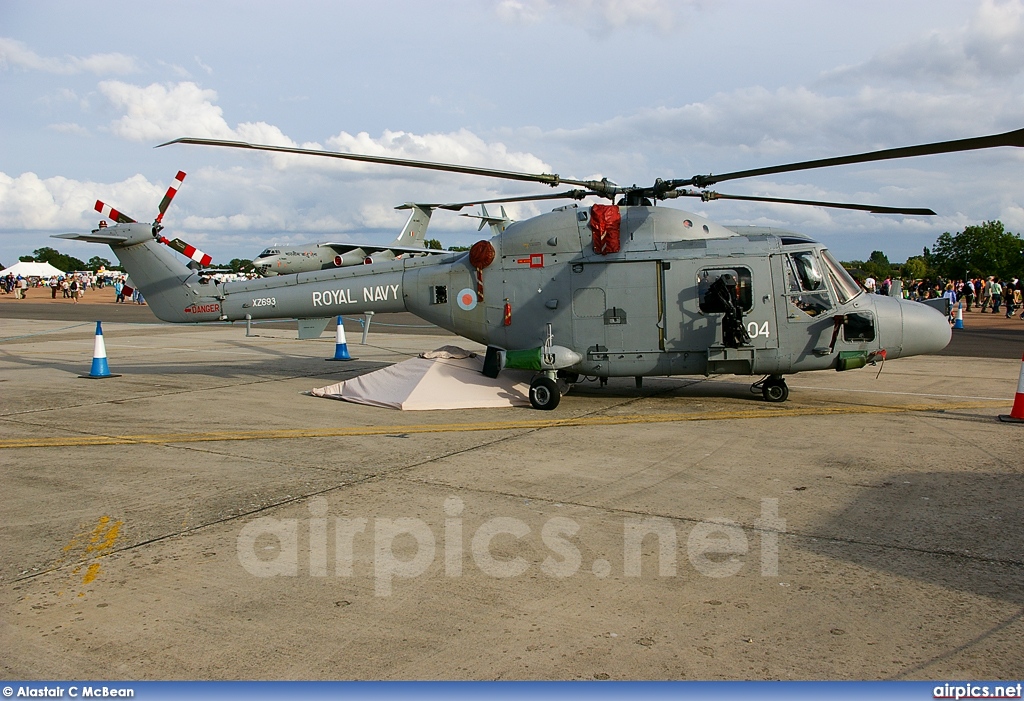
[457,288,477,311]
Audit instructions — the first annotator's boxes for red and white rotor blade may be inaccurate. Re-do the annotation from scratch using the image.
[164,237,213,267]
[94,200,136,224]
[155,171,186,223]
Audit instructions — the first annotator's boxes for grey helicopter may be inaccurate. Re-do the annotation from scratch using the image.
[58,128,1024,409]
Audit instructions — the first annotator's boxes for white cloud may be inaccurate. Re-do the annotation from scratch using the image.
[963,0,1024,76]
[157,59,193,79]
[97,80,303,148]
[495,0,699,33]
[0,172,99,230]
[100,81,234,141]
[524,82,1024,180]
[325,128,551,175]
[47,123,90,136]
[94,80,556,188]
[494,0,548,24]
[0,37,138,75]
[822,0,1024,88]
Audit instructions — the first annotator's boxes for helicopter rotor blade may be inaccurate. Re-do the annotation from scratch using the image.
[94,200,136,224]
[160,129,1024,217]
[159,137,619,194]
[670,189,936,215]
[155,171,186,224]
[425,190,597,211]
[159,236,213,267]
[683,127,1024,188]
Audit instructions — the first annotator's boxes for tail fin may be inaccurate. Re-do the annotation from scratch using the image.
[391,203,434,247]
[56,225,211,323]
[112,238,203,320]
[460,204,513,236]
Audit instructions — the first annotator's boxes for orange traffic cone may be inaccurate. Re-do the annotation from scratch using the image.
[998,352,1024,423]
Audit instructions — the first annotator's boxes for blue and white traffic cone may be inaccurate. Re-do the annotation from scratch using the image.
[326,316,356,361]
[80,321,121,378]
[953,303,964,329]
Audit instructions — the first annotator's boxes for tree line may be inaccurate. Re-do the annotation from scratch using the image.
[838,221,1022,282]
[16,247,109,273]
[10,246,254,275]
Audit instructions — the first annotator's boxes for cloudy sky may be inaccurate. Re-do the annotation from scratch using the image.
[2,0,1023,268]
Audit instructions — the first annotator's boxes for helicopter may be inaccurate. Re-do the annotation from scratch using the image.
[57,127,1024,409]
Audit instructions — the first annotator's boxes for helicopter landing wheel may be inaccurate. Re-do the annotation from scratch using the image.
[760,376,789,403]
[529,376,561,410]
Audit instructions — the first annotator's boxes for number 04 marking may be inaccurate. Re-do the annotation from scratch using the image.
[747,320,770,338]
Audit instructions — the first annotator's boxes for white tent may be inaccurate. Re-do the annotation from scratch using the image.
[310,350,535,410]
[1,261,65,278]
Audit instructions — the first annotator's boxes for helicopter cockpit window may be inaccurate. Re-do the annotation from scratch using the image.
[697,268,752,313]
[820,249,862,304]
[785,252,832,318]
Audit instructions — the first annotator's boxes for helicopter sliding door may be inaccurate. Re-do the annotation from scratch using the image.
[662,256,779,372]
[570,261,662,354]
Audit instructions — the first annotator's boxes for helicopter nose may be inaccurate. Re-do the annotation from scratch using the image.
[895,298,952,358]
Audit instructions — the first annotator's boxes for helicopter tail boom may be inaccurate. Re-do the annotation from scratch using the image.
[58,219,212,323]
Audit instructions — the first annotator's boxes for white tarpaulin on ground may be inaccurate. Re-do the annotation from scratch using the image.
[1,261,65,278]
[310,349,534,410]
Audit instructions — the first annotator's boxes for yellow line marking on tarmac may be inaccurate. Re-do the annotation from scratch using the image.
[0,401,1004,449]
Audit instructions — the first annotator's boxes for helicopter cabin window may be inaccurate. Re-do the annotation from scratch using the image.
[784,251,833,318]
[697,268,752,313]
[842,312,875,342]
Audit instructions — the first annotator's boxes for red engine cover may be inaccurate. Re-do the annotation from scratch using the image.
[589,204,621,255]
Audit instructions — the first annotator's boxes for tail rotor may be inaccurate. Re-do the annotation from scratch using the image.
[94,171,213,268]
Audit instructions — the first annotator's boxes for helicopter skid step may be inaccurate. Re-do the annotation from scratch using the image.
[707,344,756,375]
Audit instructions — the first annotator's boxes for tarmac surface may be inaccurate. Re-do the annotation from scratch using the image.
[1,291,1023,680]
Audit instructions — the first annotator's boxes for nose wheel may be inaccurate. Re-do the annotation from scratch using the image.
[529,375,561,410]
[753,375,789,403]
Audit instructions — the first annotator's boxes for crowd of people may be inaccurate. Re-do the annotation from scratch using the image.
[929,276,1024,319]
[1,270,145,304]
[860,274,1024,321]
